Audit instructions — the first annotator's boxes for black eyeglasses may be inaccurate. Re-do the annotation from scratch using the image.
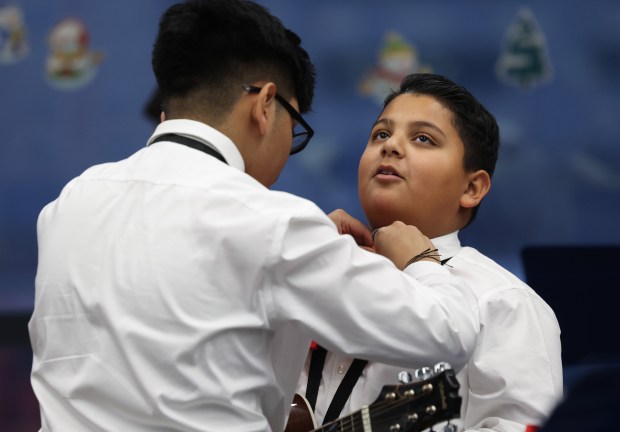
[242,84,314,155]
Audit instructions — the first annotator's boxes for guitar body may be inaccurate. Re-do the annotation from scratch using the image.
[284,394,317,432]
[284,367,462,432]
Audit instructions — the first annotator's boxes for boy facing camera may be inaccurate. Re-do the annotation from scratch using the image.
[295,73,563,432]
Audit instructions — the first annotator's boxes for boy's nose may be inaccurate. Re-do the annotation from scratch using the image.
[381,137,404,157]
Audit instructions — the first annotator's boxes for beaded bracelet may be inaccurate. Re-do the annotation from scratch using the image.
[405,248,441,267]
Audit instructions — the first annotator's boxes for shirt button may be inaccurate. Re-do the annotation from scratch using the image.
[337,364,346,374]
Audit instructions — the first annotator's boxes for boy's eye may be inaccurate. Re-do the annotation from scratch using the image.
[373,131,390,140]
[414,135,434,145]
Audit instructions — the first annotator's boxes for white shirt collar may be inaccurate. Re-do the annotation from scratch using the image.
[146,119,245,172]
[431,231,462,261]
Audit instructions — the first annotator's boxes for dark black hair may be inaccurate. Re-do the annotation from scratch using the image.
[152,0,315,119]
[383,73,500,226]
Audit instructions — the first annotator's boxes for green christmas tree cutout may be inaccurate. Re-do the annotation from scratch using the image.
[496,7,553,89]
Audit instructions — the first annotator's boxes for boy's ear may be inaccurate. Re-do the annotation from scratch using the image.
[250,83,278,137]
[460,170,491,209]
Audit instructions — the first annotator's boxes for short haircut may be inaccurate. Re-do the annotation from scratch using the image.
[152,0,315,120]
[383,73,500,226]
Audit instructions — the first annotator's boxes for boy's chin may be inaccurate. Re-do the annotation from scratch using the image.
[366,213,400,230]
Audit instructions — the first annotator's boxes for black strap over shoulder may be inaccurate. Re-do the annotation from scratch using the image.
[151,133,227,164]
[305,345,369,425]
[322,357,368,424]
[305,346,327,410]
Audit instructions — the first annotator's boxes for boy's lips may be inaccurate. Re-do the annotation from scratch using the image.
[375,165,403,179]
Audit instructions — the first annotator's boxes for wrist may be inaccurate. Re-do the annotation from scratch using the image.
[404,248,440,268]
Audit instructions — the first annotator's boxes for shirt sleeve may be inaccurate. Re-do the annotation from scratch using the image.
[265,210,480,372]
[462,288,563,432]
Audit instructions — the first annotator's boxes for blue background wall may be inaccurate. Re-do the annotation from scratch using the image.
[1,0,619,313]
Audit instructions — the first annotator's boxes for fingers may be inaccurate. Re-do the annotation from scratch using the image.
[371,228,380,243]
[329,209,373,248]
[328,209,349,234]
[373,221,436,270]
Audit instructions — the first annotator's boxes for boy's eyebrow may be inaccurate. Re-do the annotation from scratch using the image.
[372,118,447,138]
[372,118,392,128]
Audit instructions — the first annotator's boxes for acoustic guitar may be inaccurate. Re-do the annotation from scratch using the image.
[284,367,461,432]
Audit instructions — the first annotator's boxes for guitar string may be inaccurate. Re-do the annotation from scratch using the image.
[321,398,414,432]
[322,396,456,432]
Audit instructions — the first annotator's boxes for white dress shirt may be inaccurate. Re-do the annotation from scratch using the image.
[295,231,563,432]
[29,120,480,432]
